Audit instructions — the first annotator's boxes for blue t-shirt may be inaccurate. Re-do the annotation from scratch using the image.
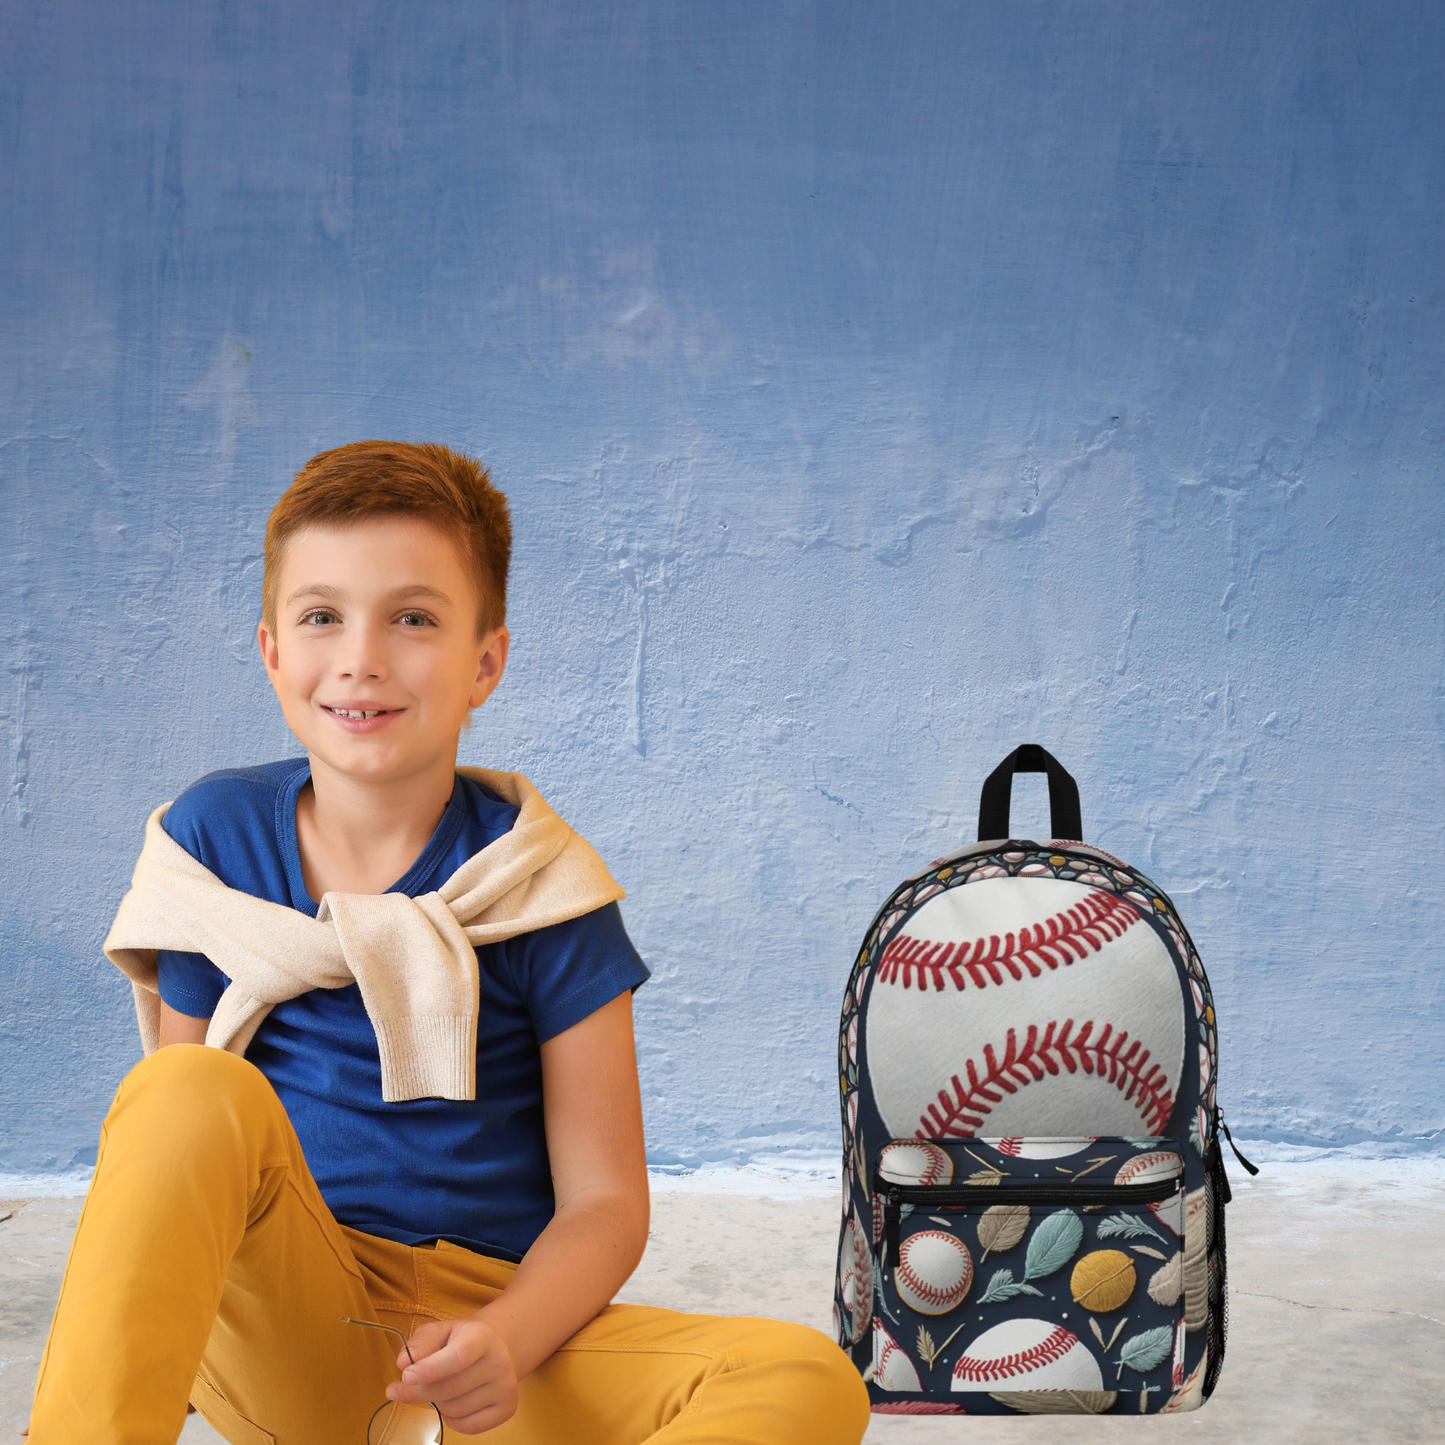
[155,758,648,1263]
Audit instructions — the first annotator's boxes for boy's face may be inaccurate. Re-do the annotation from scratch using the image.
[257,517,508,786]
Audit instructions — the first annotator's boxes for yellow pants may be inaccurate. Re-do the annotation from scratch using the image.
[30,1047,868,1444]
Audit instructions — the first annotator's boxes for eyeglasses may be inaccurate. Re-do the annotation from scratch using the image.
[341,1316,445,1444]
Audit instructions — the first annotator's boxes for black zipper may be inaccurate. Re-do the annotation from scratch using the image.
[877,1175,1181,1262]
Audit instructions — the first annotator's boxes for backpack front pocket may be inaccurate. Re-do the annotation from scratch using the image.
[868,1137,1189,1415]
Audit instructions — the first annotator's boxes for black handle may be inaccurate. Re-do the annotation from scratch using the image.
[977,745,1083,842]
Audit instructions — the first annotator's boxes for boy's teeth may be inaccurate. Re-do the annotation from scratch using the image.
[335,708,383,719]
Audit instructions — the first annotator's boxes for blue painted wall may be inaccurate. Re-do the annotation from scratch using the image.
[3,1,1443,1172]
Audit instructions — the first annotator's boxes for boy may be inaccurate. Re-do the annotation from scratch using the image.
[29,443,868,1443]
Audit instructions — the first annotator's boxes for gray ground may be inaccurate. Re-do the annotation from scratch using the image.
[2,1160,1441,1442]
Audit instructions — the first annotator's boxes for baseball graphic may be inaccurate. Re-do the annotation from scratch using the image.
[838,1210,872,1341]
[1114,1152,1181,1188]
[993,1136,1095,1160]
[1070,1249,1136,1312]
[873,1323,923,1393]
[839,1217,859,1315]
[895,1230,973,1315]
[879,1140,954,1187]
[865,878,1185,1140]
[952,1318,1105,1392]
[1115,1151,1184,1233]
[1160,1350,1207,1413]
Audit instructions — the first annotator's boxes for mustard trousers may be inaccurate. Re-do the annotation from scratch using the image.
[30,1047,868,1445]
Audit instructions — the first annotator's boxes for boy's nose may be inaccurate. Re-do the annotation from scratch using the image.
[337,627,388,678]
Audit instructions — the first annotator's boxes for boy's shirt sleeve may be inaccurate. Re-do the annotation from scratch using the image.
[157,949,229,1019]
[509,902,650,1044]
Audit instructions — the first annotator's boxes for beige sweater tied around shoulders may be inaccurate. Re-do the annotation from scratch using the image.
[103,768,624,1102]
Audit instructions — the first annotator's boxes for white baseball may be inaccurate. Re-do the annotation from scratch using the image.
[838,1219,858,1313]
[895,1230,973,1315]
[992,1136,1095,1160]
[1115,1151,1182,1188]
[951,1318,1104,1392]
[879,1140,954,1186]
[838,1211,873,1341]
[866,878,1185,1140]
[1160,1350,1207,1412]
[855,1210,874,1337]
[1114,1151,1184,1234]
[873,1323,923,1392]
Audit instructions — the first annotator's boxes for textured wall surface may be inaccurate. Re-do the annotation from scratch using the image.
[3,2,1443,1172]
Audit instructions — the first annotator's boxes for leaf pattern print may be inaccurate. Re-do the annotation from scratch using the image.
[980,1210,1081,1302]
[1097,1212,1166,1243]
[978,1268,1044,1304]
[1116,1324,1174,1377]
[1146,1253,1183,1306]
[1023,1209,1083,1280]
[917,1320,970,1369]
[977,1204,1029,1260]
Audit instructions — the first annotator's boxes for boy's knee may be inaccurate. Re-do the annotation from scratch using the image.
[125,1040,260,1090]
[112,1044,278,1137]
[747,1318,870,1418]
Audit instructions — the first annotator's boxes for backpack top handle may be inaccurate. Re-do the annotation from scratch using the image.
[977,744,1083,843]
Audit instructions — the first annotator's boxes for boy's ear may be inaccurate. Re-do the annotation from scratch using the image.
[257,619,282,685]
[469,625,510,710]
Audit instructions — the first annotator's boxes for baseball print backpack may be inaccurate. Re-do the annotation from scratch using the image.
[834,746,1255,1418]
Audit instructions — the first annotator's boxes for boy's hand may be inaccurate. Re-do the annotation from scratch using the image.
[387,1316,519,1435]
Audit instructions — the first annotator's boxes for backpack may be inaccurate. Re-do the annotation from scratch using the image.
[834,745,1253,1418]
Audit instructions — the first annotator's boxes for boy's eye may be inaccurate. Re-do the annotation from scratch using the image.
[398,611,436,628]
[301,609,339,626]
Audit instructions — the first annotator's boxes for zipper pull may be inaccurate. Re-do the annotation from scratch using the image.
[1217,1112,1260,1175]
[883,1188,901,1265]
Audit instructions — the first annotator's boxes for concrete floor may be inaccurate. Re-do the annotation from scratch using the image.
[2,1159,1441,1442]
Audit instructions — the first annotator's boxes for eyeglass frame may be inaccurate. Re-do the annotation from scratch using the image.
[340,1315,446,1444]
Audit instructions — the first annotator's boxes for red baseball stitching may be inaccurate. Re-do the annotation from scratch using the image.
[881,1142,949,1186]
[877,891,1139,993]
[916,1021,1175,1139]
[875,1325,916,1385]
[897,1233,970,1308]
[952,1326,1077,1383]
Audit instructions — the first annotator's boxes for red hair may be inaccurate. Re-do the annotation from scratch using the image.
[263,441,511,636]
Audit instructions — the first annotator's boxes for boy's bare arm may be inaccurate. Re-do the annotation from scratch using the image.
[158,999,210,1047]
[388,990,650,1433]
